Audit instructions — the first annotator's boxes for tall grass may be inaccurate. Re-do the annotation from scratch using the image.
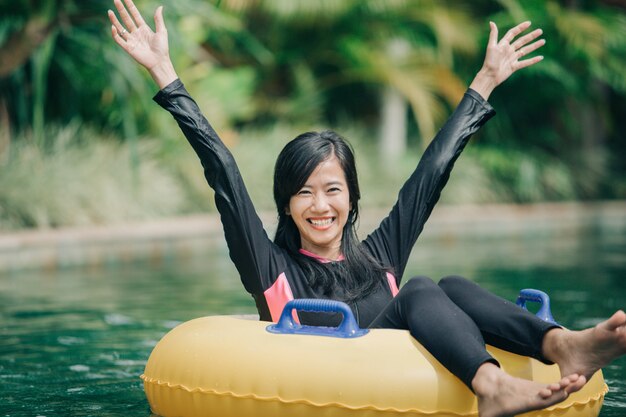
[0,124,185,230]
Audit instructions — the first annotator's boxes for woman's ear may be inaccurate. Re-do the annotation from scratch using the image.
[285,207,291,216]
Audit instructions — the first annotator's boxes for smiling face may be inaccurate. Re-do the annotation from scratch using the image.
[287,155,351,260]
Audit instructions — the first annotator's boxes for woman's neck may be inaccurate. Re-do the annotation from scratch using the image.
[299,248,344,263]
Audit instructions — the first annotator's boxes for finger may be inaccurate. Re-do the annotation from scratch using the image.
[488,21,499,47]
[108,10,127,37]
[122,0,146,27]
[114,0,137,32]
[154,6,166,33]
[107,9,122,28]
[502,20,532,44]
[511,28,543,50]
[515,55,544,71]
[111,25,129,50]
[517,39,546,59]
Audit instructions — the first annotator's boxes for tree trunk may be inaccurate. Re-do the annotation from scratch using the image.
[380,86,408,160]
[379,38,410,161]
[570,82,609,198]
[0,97,9,162]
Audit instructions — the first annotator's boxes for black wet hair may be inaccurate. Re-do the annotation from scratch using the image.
[273,130,389,301]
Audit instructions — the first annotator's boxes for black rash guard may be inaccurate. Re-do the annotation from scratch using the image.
[154,79,495,327]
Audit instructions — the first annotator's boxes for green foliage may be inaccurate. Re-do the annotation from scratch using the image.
[214,0,477,138]
[1,0,626,229]
[471,1,626,200]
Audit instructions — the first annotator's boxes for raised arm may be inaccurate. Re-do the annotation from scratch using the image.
[107,1,284,295]
[364,22,545,282]
[108,0,177,89]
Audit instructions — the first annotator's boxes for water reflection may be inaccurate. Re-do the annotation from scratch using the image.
[0,228,625,416]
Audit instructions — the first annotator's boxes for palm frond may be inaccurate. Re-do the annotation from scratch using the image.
[340,40,464,143]
[549,3,611,59]
[494,0,528,24]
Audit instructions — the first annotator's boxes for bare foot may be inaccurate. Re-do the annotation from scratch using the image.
[543,310,626,380]
[472,362,586,417]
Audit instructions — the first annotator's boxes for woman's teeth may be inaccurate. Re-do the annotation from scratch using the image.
[309,218,334,226]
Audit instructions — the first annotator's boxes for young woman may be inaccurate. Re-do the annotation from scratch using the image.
[108,1,626,416]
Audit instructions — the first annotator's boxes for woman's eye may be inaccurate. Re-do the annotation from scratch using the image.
[328,187,341,193]
[297,189,311,195]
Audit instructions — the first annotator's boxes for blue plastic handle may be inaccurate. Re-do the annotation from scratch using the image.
[516,289,557,324]
[266,299,369,338]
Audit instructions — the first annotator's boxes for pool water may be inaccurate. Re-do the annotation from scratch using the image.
[1,228,625,416]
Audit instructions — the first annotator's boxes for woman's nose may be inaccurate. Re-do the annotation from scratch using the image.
[311,194,330,212]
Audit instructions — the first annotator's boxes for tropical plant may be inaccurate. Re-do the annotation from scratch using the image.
[207,0,481,150]
[468,0,626,199]
[0,0,256,142]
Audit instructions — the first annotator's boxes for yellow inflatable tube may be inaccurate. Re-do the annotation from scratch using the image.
[142,300,608,417]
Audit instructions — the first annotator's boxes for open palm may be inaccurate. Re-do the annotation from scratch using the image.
[108,0,169,71]
[483,21,545,87]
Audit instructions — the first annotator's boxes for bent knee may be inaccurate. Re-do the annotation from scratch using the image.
[399,276,437,297]
[438,275,472,294]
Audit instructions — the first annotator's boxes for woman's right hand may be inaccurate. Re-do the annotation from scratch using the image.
[108,0,178,88]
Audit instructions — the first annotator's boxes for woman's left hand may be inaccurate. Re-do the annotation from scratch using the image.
[470,21,545,100]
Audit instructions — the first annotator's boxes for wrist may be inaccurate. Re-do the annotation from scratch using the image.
[149,60,178,90]
[469,68,498,101]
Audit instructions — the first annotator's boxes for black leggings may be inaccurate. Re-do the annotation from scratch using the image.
[369,276,560,389]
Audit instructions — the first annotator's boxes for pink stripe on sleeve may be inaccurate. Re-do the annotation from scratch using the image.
[263,273,299,323]
[386,272,399,297]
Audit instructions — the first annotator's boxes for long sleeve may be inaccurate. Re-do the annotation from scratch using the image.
[153,79,283,294]
[363,89,496,283]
